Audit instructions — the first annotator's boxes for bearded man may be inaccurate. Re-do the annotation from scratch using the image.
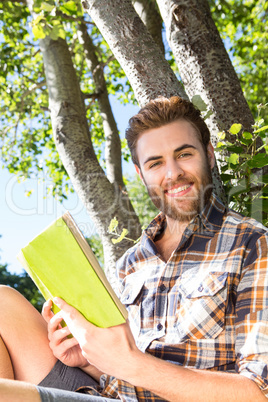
[0,97,268,402]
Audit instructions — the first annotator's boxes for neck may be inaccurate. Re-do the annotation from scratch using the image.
[164,216,189,241]
[154,216,190,262]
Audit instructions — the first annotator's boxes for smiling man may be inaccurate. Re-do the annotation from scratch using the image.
[134,119,215,255]
[0,97,268,402]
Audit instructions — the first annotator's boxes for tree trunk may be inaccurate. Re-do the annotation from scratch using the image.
[156,0,255,142]
[132,0,165,54]
[81,0,187,106]
[81,0,226,202]
[27,0,141,283]
[77,20,124,187]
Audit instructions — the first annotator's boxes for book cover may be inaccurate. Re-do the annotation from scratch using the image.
[17,212,128,328]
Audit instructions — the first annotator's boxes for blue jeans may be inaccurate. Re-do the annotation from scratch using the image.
[37,386,115,401]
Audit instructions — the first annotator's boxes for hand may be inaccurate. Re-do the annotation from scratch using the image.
[42,299,89,369]
[53,297,142,380]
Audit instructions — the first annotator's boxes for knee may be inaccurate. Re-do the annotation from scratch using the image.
[0,285,19,297]
[0,285,27,308]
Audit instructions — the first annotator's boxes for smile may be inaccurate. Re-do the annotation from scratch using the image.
[166,184,191,195]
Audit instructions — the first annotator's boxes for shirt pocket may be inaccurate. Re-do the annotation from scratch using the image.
[120,273,144,339]
[176,271,228,341]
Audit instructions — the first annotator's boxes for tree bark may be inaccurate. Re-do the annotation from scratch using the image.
[156,0,255,142]
[81,0,187,106]
[132,0,165,54]
[77,20,124,187]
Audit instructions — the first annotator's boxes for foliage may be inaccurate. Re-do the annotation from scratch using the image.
[0,0,134,199]
[106,175,159,246]
[126,174,159,229]
[209,0,268,120]
[87,234,104,267]
[215,104,268,226]
[0,0,71,200]
[0,262,45,312]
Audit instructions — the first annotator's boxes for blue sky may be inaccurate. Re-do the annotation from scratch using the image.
[1,98,138,274]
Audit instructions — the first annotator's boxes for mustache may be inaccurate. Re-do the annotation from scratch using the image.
[146,177,197,193]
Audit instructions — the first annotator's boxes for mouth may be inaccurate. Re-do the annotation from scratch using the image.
[165,183,193,197]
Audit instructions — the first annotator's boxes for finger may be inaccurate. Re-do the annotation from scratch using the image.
[42,299,54,323]
[51,336,80,360]
[49,326,73,347]
[53,297,95,342]
[47,312,66,338]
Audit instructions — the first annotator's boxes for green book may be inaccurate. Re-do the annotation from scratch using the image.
[17,212,128,328]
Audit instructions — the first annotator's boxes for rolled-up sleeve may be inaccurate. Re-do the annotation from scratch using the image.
[235,233,268,397]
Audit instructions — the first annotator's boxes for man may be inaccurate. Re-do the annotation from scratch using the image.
[0,96,267,401]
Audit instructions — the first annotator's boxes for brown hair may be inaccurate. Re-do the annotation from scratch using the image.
[125,96,211,166]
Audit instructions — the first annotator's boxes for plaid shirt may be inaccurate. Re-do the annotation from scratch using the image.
[79,194,268,401]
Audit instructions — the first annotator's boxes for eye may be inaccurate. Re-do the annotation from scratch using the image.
[178,152,192,159]
[149,161,162,169]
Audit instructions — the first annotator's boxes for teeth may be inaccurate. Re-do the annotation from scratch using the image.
[167,184,190,194]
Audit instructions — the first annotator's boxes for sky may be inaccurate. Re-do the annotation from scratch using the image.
[1,97,138,274]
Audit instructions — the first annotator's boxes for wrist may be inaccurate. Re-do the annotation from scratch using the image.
[78,359,91,369]
[81,365,103,382]
[122,349,150,386]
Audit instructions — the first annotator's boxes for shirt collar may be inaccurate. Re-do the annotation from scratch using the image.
[200,193,226,232]
[141,193,226,247]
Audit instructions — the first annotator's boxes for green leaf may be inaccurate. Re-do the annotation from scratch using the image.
[229,123,242,135]
[225,145,244,153]
[227,153,239,165]
[217,131,226,140]
[202,110,213,120]
[215,141,225,149]
[32,25,46,40]
[49,25,66,40]
[248,154,268,168]
[32,14,44,25]
[108,217,118,233]
[242,131,253,139]
[228,179,248,196]
[220,173,235,182]
[191,94,208,111]
[41,3,55,12]
[261,174,268,184]
[111,228,129,244]
[254,125,268,134]
[61,1,77,14]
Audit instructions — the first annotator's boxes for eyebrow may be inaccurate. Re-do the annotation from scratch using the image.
[143,144,197,166]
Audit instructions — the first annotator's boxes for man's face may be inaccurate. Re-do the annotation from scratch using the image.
[135,120,215,223]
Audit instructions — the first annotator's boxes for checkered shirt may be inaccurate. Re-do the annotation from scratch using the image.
[79,194,268,401]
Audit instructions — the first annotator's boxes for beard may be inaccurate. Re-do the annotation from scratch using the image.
[144,158,213,223]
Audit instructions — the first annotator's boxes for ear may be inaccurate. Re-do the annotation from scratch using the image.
[135,164,145,185]
[207,142,215,169]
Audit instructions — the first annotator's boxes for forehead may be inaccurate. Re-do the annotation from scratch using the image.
[136,120,202,161]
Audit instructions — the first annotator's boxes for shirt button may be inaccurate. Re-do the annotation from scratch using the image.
[198,285,204,292]
[157,323,163,331]
[159,284,166,292]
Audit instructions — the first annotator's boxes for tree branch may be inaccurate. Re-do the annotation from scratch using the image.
[132,0,165,54]
[77,19,125,188]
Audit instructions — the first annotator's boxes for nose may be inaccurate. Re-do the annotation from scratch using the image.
[165,159,184,181]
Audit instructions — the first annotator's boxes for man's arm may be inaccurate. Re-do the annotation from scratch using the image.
[122,349,265,401]
[53,297,266,402]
